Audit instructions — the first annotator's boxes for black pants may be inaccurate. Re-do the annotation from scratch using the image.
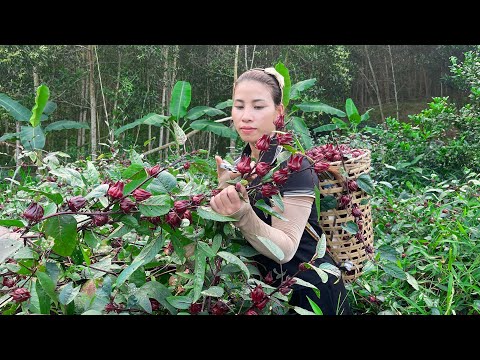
[288,277,352,315]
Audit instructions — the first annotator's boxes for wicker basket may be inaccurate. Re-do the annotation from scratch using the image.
[317,149,374,283]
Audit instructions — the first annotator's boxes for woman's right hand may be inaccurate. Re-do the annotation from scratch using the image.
[215,155,241,189]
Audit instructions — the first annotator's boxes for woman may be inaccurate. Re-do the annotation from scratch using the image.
[210,68,351,315]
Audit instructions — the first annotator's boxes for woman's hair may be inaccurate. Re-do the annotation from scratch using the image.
[235,68,283,106]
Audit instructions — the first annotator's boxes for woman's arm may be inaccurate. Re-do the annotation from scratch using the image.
[210,185,313,264]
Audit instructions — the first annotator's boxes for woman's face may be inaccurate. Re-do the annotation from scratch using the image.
[232,80,283,145]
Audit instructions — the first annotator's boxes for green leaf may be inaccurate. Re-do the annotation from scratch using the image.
[190,119,238,139]
[169,81,191,120]
[58,283,80,305]
[192,248,207,303]
[44,215,78,257]
[36,271,58,303]
[313,123,339,133]
[201,286,224,298]
[296,102,346,117]
[341,221,358,234]
[35,279,51,314]
[138,195,173,217]
[289,79,316,100]
[380,262,407,280]
[215,99,233,110]
[306,295,323,315]
[0,219,25,227]
[20,125,45,150]
[0,233,23,263]
[0,132,20,142]
[115,235,165,287]
[185,106,226,120]
[217,251,250,278]
[30,85,49,127]
[43,101,57,116]
[147,171,177,194]
[197,206,237,222]
[275,62,291,108]
[114,113,169,136]
[139,280,177,314]
[356,174,374,194]
[345,98,361,125]
[85,161,100,184]
[314,186,321,223]
[318,262,341,278]
[83,230,100,249]
[293,306,317,315]
[256,235,285,262]
[320,195,337,212]
[197,241,216,257]
[291,116,313,149]
[271,193,284,212]
[166,295,192,310]
[44,120,89,132]
[315,233,327,258]
[377,245,399,263]
[305,263,329,283]
[0,93,32,121]
[406,272,419,290]
[85,184,109,200]
[332,117,349,129]
[254,199,288,221]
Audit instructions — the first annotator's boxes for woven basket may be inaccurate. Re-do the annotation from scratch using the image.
[317,149,374,283]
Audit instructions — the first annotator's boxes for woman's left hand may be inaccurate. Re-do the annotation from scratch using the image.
[210,184,249,216]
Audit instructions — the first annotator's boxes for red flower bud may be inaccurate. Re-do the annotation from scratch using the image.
[165,211,181,229]
[211,300,229,315]
[22,202,44,223]
[105,302,124,313]
[189,302,203,315]
[174,200,190,215]
[108,181,124,199]
[245,309,258,315]
[276,132,293,145]
[236,155,252,175]
[352,204,363,218]
[314,161,330,173]
[10,287,30,303]
[191,194,205,205]
[255,134,271,152]
[347,180,359,192]
[273,168,289,185]
[132,189,152,202]
[264,271,274,285]
[93,214,109,227]
[182,210,192,222]
[150,298,160,311]
[339,195,352,208]
[251,284,265,304]
[147,216,162,226]
[183,162,191,170]
[355,231,365,242]
[68,196,87,212]
[287,154,304,172]
[2,277,16,288]
[146,164,161,177]
[255,298,269,310]
[120,198,136,213]
[365,244,374,254]
[254,162,271,177]
[279,286,291,295]
[274,113,285,130]
[261,183,279,197]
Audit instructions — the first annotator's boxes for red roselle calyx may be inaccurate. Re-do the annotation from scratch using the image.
[191,194,205,205]
[22,202,44,223]
[189,302,203,315]
[174,200,190,214]
[255,162,271,177]
[255,134,271,151]
[182,210,192,222]
[274,113,285,130]
[245,309,258,315]
[10,287,30,303]
[313,161,330,173]
[273,168,289,185]
[236,155,252,174]
[93,214,109,227]
[264,271,274,284]
[120,198,136,213]
[339,194,352,208]
[183,162,191,170]
[287,154,304,172]
[165,211,181,228]
[68,196,87,212]
[352,204,363,218]
[146,164,161,177]
[276,132,293,146]
[347,180,359,192]
[2,277,16,288]
[150,298,160,311]
[108,181,124,199]
[211,300,229,315]
[132,189,152,202]
[261,183,279,197]
[250,284,265,304]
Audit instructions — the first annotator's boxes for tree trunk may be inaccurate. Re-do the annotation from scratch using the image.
[388,45,400,120]
[159,45,169,160]
[230,45,240,156]
[384,52,390,104]
[365,45,385,124]
[88,45,97,160]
